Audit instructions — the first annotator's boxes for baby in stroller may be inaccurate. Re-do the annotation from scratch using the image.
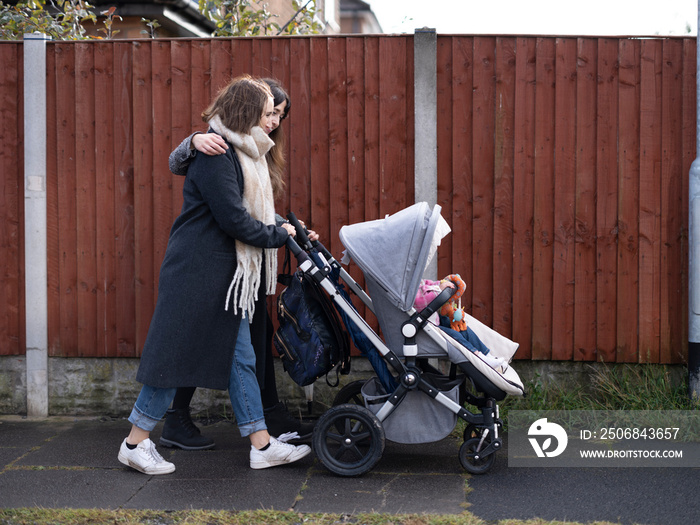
[414,274,507,371]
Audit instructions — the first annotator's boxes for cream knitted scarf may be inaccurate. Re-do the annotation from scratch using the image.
[208,115,278,320]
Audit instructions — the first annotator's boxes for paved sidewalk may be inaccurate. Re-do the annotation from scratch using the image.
[1,416,698,524]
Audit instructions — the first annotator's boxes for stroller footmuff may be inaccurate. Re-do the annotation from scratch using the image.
[284,203,525,476]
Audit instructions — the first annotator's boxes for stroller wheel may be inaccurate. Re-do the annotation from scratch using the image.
[464,420,503,441]
[332,380,366,407]
[313,404,385,477]
[463,424,483,440]
[459,437,496,475]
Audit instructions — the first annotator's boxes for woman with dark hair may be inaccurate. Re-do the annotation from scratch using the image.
[117,75,311,475]
[162,78,314,451]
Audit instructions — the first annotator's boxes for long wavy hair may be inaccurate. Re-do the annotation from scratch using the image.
[262,78,290,200]
[201,75,272,135]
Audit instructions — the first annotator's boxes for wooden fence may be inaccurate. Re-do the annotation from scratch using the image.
[0,41,24,359]
[0,35,695,365]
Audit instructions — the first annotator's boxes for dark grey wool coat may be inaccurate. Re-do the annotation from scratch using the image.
[135,136,289,390]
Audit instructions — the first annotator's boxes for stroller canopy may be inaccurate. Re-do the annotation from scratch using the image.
[339,202,448,312]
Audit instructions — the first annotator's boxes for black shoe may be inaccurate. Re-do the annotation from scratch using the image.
[264,403,315,442]
[159,408,215,450]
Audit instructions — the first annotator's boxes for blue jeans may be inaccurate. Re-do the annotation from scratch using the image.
[438,325,491,355]
[128,317,267,437]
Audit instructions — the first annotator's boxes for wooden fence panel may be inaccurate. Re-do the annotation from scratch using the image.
[54,43,79,356]
[472,36,496,327]
[531,37,556,360]
[75,43,98,357]
[439,36,474,311]
[131,41,155,355]
[328,37,349,257]
[617,39,641,363]
[661,38,687,365]
[434,36,693,364]
[638,39,663,364]
[378,37,412,216]
[493,37,516,339]
[344,37,369,320]
[40,36,417,358]
[552,37,577,361]
[287,38,312,227]
[169,40,190,222]
[94,42,117,357]
[113,41,136,358]
[0,35,693,363]
[46,43,59,357]
[511,37,537,360]
[596,38,620,364]
[573,38,598,362]
[152,40,175,297]
[189,40,211,145]
[346,37,366,230]
[309,37,331,249]
[0,43,23,357]
[435,35,454,280]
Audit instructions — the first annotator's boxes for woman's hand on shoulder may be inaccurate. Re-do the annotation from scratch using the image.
[192,133,228,156]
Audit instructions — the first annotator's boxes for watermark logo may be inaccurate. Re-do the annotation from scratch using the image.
[509,410,697,467]
[528,418,569,457]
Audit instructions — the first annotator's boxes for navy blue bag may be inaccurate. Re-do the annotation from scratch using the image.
[273,262,350,387]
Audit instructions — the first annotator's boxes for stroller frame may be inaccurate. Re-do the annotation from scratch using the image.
[284,208,512,476]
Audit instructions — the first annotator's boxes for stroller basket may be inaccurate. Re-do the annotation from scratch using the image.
[362,373,464,444]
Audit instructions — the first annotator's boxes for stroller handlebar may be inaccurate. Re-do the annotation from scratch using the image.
[416,286,454,324]
[286,212,314,251]
[286,211,336,261]
[285,235,309,264]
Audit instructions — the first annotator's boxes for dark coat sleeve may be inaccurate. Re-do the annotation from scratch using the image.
[184,145,289,249]
[169,132,198,176]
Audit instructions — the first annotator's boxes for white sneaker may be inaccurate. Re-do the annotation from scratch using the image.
[118,438,175,475]
[250,436,312,469]
[480,353,507,371]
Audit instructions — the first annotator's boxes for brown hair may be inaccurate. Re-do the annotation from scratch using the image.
[262,78,291,200]
[201,75,272,134]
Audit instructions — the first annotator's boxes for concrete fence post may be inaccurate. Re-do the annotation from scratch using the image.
[23,32,51,417]
[414,27,438,278]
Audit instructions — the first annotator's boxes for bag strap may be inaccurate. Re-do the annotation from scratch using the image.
[277,245,293,287]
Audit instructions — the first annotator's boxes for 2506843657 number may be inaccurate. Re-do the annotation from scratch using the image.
[597,427,680,440]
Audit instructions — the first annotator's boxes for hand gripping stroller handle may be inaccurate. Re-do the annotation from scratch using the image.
[286,211,336,270]
[286,212,314,251]
[285,235,309,264]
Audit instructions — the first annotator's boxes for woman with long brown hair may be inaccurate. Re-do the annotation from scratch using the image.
[117,75,311,474]
[162,78,315,451]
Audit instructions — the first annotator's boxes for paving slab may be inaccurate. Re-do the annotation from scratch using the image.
[0,469,148,509]
[466,443,700,525]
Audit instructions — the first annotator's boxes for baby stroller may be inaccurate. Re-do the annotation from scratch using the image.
[284,203,525,476]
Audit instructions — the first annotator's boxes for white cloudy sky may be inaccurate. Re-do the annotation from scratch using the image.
[366,0,697,36]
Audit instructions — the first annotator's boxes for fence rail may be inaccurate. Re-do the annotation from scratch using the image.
[0,35,694,364]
